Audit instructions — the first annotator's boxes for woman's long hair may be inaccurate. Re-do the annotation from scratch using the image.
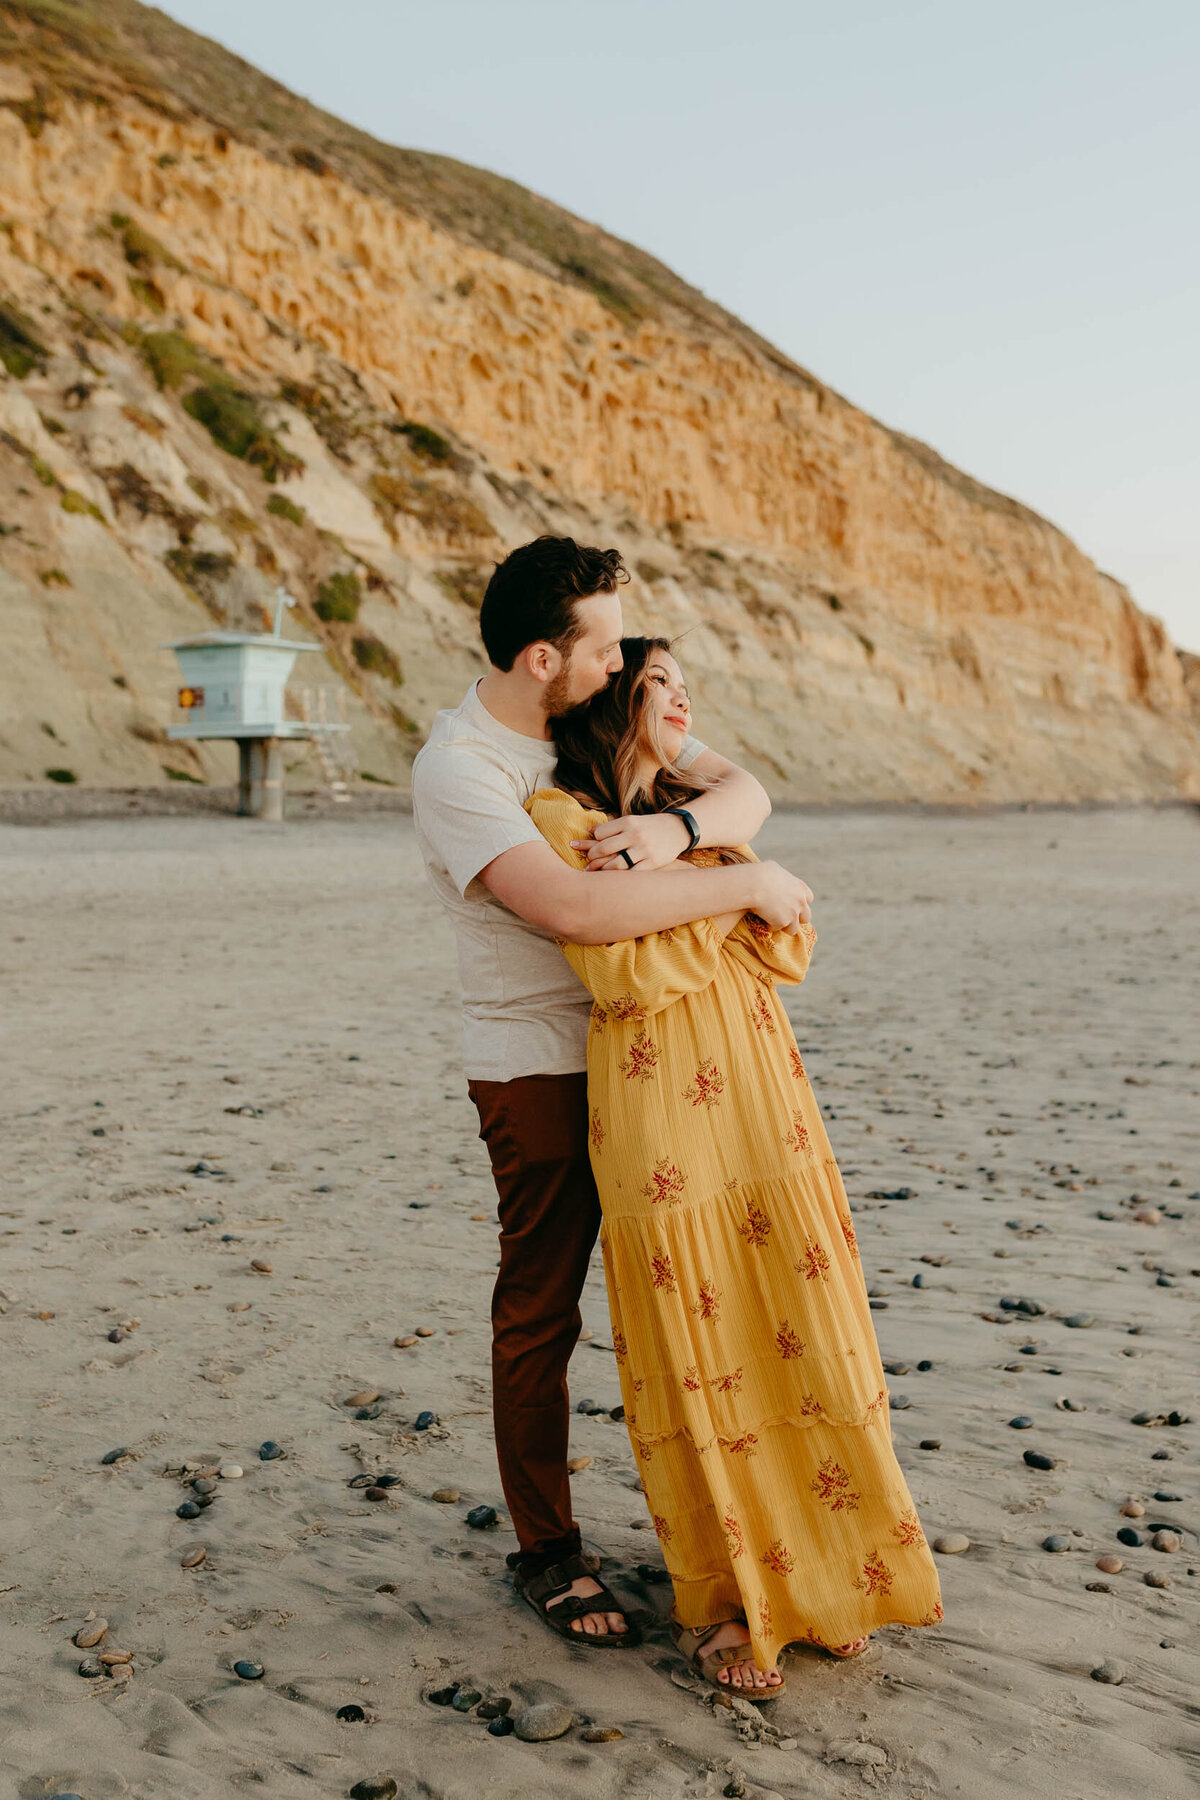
[550,636,750,862]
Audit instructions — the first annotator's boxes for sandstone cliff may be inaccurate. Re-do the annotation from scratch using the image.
[1,0,1196,801]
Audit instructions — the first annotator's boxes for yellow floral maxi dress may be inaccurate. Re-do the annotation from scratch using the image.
[527,790,943,1663]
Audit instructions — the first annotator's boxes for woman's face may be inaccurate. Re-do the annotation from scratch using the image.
[642,648,692,761]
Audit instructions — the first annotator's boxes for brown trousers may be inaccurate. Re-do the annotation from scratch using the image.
[467,1071,601,1567]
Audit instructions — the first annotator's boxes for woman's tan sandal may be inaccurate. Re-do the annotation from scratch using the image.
[512,1554,642,1646]
[671,1618,787,1699]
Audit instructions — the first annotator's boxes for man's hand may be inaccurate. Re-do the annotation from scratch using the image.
[748,861,814,932]
[571,812,692,872]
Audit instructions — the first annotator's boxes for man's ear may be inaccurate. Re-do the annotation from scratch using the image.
[523,640,558,687]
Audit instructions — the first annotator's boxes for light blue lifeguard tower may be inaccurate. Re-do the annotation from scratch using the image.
[162,590,353,819]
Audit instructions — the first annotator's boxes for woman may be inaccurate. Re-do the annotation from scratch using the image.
[525,637,943,1697]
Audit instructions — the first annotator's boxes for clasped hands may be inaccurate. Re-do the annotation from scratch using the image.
[570,813,813,931]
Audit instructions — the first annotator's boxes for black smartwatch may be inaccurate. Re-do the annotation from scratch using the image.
[665,806,701,852]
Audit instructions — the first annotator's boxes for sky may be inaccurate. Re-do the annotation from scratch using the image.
[156,0,1200,650]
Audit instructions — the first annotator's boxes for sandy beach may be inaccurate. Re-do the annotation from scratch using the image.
[1,802,1196,1800]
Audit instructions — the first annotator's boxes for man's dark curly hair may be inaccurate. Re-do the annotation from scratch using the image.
[479,535,628,670]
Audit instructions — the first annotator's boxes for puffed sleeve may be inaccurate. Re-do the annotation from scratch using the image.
[724,911,816,987]
[525,788,726,1015]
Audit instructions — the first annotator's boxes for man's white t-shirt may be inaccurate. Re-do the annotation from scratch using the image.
[411,680,706,1083]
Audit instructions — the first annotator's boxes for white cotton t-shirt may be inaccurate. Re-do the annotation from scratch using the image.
[411,680,706,1082]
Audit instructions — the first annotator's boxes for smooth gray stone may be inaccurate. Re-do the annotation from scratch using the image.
[1042,1534,1073,1552]
[1091,1659,1125,1684]
[513,1701,574,1741]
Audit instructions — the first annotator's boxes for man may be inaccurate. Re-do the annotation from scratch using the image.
[411,536,813,1644]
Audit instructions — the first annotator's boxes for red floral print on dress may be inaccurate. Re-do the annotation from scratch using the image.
[757,1593,774,1636]
[727,1432,759,1456]
[650,1246,677,1292]
[761,1539,796,1575]
[852,1550,896,1598]
[789,1046,806,1081]
[643,1157,686,1205]
[682,1365,702,1392]
[589,1107,605,1152]
[797,1392,823,1416]
[723,1509,745,1558]
[783,1110,811,1154]
[653,1514,673,1541]
[775,1320,806,1359]
[612,1329,628,1361]
[918,1601,944,1625]
[750,989,776,1034]
[810,1456,861,1512]
[690,1278,721,1322]
[796,1239,831,1280]
[865,1387,888,1414]
[590,1003,607,1033]
[682,1057,726,1108]
[839,1214,861,1259]
[709,1366,744,1395]
[890,1510,926,1548]
[609,993,646,1022]
[738,1195,772,1248]
[745,912,773,943]
[620,1029,660,1082]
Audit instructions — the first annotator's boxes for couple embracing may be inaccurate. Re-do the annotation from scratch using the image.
[412,536,942,1696]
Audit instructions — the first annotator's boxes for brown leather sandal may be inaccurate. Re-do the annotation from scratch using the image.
[512,1553,641,1647]
[671,1617,787,1699]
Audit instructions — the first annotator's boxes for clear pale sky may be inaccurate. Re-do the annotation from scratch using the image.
[157,0,1200,651]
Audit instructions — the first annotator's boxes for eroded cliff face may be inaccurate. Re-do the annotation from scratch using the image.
[1,67,1196,801]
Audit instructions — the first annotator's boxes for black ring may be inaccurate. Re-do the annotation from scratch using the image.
[619,848,636,869]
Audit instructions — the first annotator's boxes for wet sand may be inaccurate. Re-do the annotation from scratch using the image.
[1,804,1196,1800]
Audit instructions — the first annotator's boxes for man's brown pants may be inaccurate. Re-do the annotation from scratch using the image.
[467,1071,601,1569]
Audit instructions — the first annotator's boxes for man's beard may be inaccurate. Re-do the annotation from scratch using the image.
[543,661,580,719]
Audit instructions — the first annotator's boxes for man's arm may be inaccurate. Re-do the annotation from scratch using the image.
[480,838,811,945]
[572,748,771,872]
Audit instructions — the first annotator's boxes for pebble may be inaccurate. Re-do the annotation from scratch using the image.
[107,1663,134,1683]
[884,1361,909,1376]
[1120,1500,1145,1517]
[108,1327,128,1343]
[416,1326,435,1337]
[1133,1208,1161,1224]
[432,1487,460,1503]
[344,1389,380,1408]
[100,1447,128,1465]
[414,1410,437,1430]
[427,1684,459,1706]
[1096,1555,1123,1574]
[99,1648,133,1666]
[1009,1416,1034,1429]
[1154,1490,1183,1503]
[1116,1528,1144,1547]
[348,1780,397,1800]
[174,1501,202,1520]
[233,1660,264,1680]
[180,1545,207,1568]
[1000,1295,1046,1316]
[74,1619,108,1648]
[452,1688,482,1711]
[890,1394,911,1410]
[1091,1659,1125,1684]
[466,1505,498,1529]
[1144,1571,1171,1588]
[1063,1313,1095,1328]
[1151,1530,1181,1553]
[1042,1535,1073,1553]
[1023,1451,1057,1470]
[228,1301,251,1313]
[932,1533,970,1554]
[912,1273,926,1287]
[567,1456,592,1472]
[193,1476,218,1495]
[365,1487,389,1502]
[259,1441,284,1460]
[1086,1581,1113,1593]
[581,1727,624,1742]
[77,1656,104,1678]
[394,1336,418,1348]
[250,1259,272,1274]
[487,1715,515,1736]
[513,1702,574,1741]
[218,1463,243,1479]
[917,1359,934,1371]
[348,1474,377,1489]
[1055,1397,1087,1412]
[919,1439,942,1451]
[337,1704,367,1722]
[477,1698,511,1719]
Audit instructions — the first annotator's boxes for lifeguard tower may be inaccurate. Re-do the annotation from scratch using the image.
[162,589,355,819]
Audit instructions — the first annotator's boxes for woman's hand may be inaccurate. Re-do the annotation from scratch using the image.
[571,812,693,872]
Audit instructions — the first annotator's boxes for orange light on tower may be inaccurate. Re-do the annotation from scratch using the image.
[178,686,205,708]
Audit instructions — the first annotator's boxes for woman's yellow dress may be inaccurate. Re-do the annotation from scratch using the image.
[528,789,943,1662]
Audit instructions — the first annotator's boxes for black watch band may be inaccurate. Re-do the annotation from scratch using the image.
[665,805,701,852]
